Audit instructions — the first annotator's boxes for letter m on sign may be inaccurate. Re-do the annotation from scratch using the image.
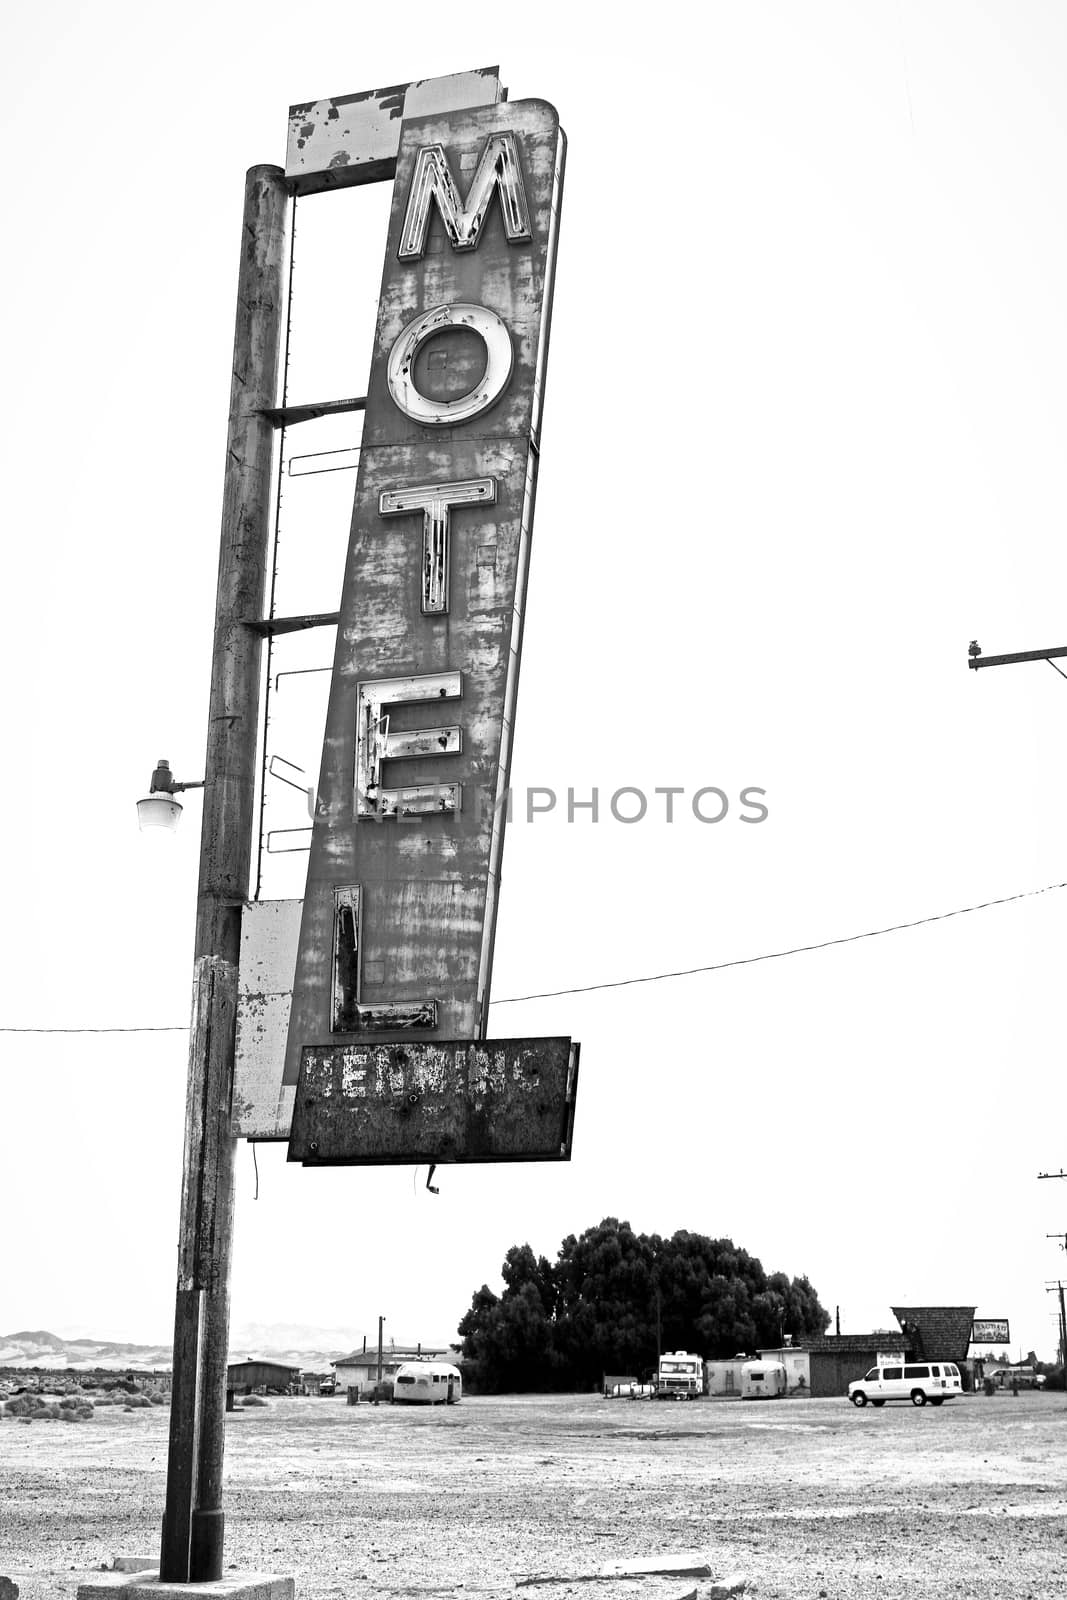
[397,134,532,258]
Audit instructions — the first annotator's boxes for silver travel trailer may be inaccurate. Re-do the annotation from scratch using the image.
[740,1360,787,1399]
[392,1361,463,1404]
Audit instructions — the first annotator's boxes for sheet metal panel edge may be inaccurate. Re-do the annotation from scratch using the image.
[282,98,565,1161]
[232,899,301,1139]
[286,69,502,192]
[289,1038,579,1164]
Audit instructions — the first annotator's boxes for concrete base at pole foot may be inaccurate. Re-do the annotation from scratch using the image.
[76,1573,294,1600]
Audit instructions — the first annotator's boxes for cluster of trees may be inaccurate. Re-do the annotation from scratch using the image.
[457,1217,830,1392]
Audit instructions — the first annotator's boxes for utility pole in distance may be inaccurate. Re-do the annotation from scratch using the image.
[971,647,1067,1387]
[1045,1233,1067,1367]
[1045,1282,1067,1368]
[1039,1171,1067,1382]
[968,640,1067,674]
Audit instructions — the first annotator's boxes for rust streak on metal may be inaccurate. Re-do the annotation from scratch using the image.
[288,1038,578,1164]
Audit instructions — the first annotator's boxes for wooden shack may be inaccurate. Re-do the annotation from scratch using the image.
[226,1358,300,1394]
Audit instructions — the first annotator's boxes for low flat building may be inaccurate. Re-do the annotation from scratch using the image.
[333,1344,455,1395]
[704,1358,746,1397]
[806,1334,908,1397]
[757,1344,812,1395]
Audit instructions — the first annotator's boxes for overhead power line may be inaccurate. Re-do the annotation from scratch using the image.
[1,878,1064,1034]
[0,1023,190,1034]
[491,879,1067,1004]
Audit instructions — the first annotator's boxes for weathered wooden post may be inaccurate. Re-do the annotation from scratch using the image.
[160,162,289,1584]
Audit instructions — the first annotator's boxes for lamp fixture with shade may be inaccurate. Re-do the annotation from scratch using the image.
[136,759,205,832]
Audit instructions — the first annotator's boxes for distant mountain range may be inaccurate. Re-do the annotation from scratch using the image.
[0,1324,457,1372]
[0,1329,174,1372]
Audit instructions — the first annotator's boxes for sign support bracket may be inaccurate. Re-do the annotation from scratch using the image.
[259,395,367,428]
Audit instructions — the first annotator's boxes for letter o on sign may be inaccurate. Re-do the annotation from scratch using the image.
[387,303,513,426]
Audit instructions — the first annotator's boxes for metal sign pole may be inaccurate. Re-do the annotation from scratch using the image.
[160,163,289,1583]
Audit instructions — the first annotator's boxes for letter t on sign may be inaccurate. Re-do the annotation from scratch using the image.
[379,478,496,614]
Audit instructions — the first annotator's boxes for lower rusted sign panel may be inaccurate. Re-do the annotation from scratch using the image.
[287,1037,578,1165]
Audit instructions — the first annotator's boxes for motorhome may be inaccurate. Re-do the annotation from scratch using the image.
[392,1360,462,1404]
[654,1351,703,1399]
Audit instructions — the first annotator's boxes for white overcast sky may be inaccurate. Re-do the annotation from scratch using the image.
[3,0,1067,1365]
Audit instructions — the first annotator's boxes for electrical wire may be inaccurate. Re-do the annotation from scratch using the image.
[0,1023,190,1034]
[0,878,1064,1033]
[488,878,1067,1005]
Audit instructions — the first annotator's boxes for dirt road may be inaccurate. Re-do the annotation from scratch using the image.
[2,1391,1063,1598]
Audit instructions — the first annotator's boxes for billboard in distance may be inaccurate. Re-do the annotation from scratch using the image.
[970,1319,1010,1345]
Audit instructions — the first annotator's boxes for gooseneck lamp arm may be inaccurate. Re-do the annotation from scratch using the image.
[149,758,206,795]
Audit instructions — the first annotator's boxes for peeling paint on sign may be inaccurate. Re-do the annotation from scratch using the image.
[285,68,503,194]
[232,899,301,1140]
[288,1038,579,1164]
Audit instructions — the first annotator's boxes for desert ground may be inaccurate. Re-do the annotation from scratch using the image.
[1,1390,1064,1599]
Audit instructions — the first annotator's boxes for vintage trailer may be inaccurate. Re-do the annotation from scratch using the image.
[740,1360,787,1399]
[392,1361,462,1404]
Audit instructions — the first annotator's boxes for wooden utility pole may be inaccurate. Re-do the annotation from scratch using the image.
[1045,1281,1067,1367]
[160,163,289,1584]
[1039,1172,1067,1383]
[972,652,1067,1386]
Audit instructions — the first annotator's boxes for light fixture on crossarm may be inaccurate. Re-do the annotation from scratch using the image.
[136,758,205,832]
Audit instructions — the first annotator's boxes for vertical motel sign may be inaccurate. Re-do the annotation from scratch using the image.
[284,92,578,1165]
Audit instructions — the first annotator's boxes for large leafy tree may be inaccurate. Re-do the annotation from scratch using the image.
[456,1247,565,1392]
[457,1218,830,1391]
[552,1218,660,1383]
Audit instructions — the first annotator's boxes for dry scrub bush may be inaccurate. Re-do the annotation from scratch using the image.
[59,1397,94,1421]
[7,1397,63,1421]
[5,1394,49,1417]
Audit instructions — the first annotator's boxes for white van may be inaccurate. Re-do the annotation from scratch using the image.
[392,1361,462,1404]
[848,1362,962,1407]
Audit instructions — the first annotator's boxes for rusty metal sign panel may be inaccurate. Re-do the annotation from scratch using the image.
[281,93,570,1164]
[286,68,503,194]
[288,1037,578,1165]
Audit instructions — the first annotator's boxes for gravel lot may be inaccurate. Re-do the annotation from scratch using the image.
[2,1390,1064,1599]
